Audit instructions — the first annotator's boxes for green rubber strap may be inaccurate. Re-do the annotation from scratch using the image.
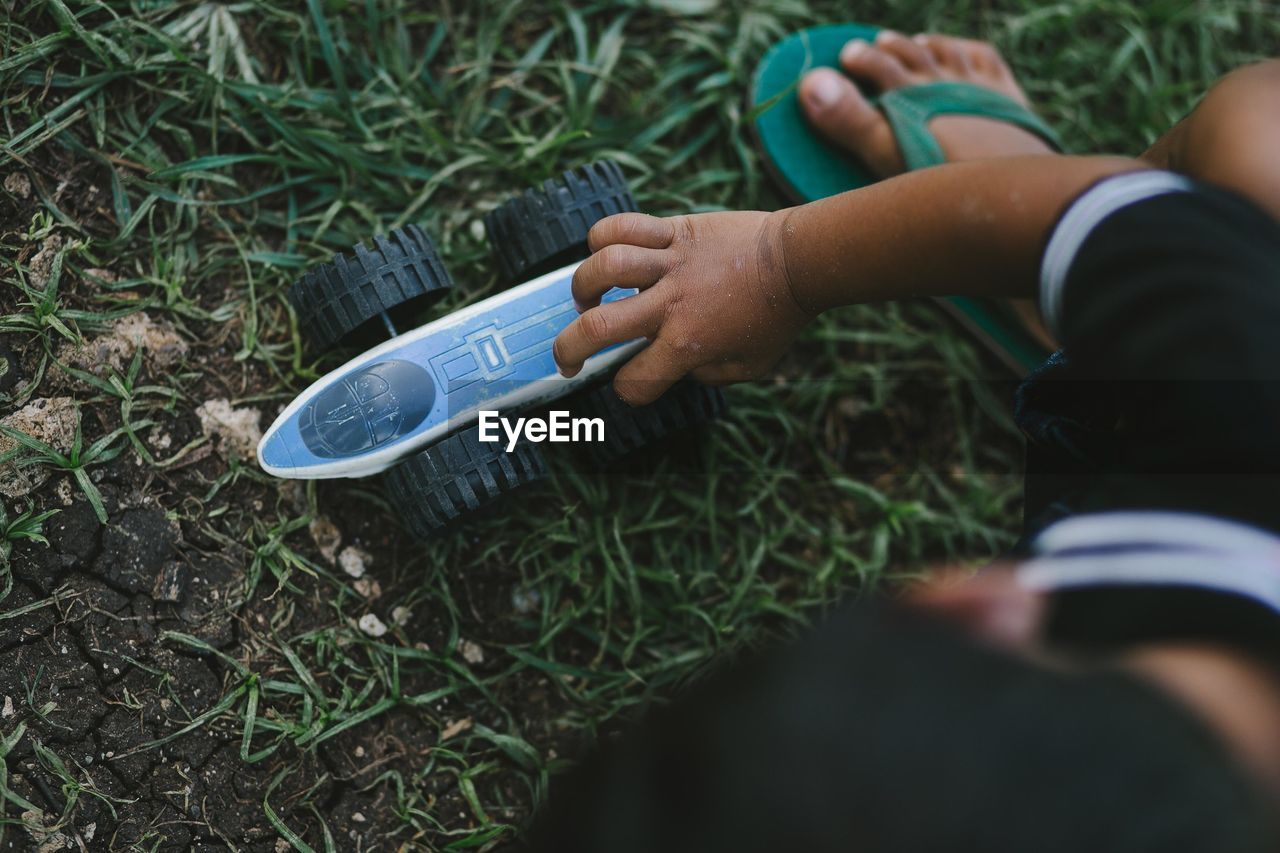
[877,81,1064,170]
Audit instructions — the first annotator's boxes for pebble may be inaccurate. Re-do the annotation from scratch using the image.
[338,546,370,579]
[358,614,388,638]
[458,638,485,665]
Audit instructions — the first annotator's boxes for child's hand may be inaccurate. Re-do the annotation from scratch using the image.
[552,210,812,405]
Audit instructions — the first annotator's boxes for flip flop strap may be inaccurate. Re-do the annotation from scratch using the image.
[877,81,1064,171]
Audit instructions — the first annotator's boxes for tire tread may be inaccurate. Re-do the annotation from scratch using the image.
[484,161,636,283]
[573,380,726,465]
[386,424,547,537]
[290,224,451,348]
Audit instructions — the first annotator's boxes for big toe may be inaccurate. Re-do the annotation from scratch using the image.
[798,68,903,177]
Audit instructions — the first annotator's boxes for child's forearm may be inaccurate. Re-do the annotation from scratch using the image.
[771,155,1147,315]
[555,154,1150,404]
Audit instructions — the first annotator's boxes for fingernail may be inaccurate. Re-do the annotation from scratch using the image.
[804,70,842,108]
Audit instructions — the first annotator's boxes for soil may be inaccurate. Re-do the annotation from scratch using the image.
[0,411,579,852]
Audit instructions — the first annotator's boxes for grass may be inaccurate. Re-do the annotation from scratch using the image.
[0,0,1277,850]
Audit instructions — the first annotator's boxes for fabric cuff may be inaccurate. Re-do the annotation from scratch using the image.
[1039,170,1194,337]
[1017,511,1280,617]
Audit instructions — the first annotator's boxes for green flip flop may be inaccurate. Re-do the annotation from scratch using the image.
[751,23,1064,373]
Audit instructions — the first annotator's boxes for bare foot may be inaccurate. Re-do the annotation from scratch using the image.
[798,31,1052,178]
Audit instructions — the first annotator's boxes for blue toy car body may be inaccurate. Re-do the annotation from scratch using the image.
[258,263,641,479]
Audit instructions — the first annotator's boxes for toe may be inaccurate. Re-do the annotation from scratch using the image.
[916,34,973,77]
[798,68,903,175]
[873,30,936,74]
[953,37,1007,75]
[838,38,912,91]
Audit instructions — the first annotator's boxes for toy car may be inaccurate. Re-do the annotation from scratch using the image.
[257,161,725,537]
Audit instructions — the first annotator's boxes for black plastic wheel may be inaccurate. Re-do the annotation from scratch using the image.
[484,160,636,284]
[571,379,726,466]
[289,224,452,349]
[385,423,548,538]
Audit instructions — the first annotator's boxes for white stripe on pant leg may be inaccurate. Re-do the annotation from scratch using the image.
[1039,170,1193,337]
[1033,511,1280,557]
[1017,552,1280,616]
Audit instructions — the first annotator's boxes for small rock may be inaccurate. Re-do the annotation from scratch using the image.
[441,717,472,740]
[4,171,31,198]
[309,516,341,563]
[358,614,387,638]
[27,235,61,288]
[512,586,541,616]
[337,545,369,578]
[196,398,262,460]
[20,808,71,853]
[458,638,484,665]
[62,313,188,382]
[82,268,117,284]
[0,344,21,392]
[153,561,190,604]
[1,695,13,717]
[0,397,78,498]
[352,812,367,824]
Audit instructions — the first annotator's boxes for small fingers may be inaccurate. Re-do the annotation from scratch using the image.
[572,244,670,310]
[553,289,661,378]
[587,212,677,253]
[611,336,689,406]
